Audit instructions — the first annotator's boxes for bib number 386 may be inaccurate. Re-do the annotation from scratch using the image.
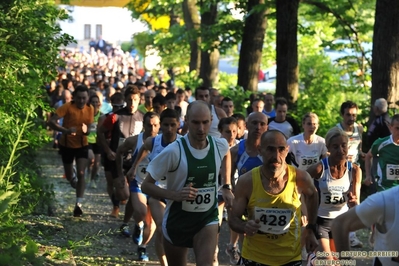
[254,207,292,234]
[182,187,215,212]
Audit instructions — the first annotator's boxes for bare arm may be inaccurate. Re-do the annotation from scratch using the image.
[230,145,238,190]
[48,114,73,134]
[297,168,319,252]
[306,161,324,180]
[228,172,260,235]
[115,135,138,178]
[221,150,234,208]
[350,164,362,207]
[215,106,227,119]
[297,169,319,226]
[358,124,365,160]
[332,207,366,252]
[364,149,373,185]
[126,137,153,181]
[141,173,198,202]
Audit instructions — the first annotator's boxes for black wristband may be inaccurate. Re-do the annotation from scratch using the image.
[222,184,232,190]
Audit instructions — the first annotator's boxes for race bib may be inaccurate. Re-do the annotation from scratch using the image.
[299,155,318,170]
[182,187,215,212]
[254,207,292,235]
[156,176,167,189]
[386,164,399,180]
[322,192,346,206]
[136,163,148,180]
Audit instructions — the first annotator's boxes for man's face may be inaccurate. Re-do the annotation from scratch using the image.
[222,100,234,117]
[210,90,220,106]
[75,91,89,109]
[159,89,167,97]
[236,120,246,139]
[161,117,179,139]
[126,93,140,114]
[247,113,268,139]
[275,104,288,122]
[166,99,176,110]
[153,103,166,114]
[264,95,274,109]
[195,89,210,103]
[144,116,160,137]
[145,91,155,107]
[220,123,238,146]
[176,93,185,103]
[260,133,289,173]
[342,107,357,126]
[390,120,399,142]
[252,101,265,113]
[187,107,211,142]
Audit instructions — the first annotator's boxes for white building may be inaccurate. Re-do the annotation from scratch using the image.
[58,6,148,49]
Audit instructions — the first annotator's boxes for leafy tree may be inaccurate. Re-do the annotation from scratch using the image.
[0,0,72,260]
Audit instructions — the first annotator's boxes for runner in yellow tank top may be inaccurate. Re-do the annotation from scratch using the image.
[229,130,319,266]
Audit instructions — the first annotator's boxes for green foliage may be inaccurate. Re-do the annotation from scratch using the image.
[0,0,73,263]
[175,70,203,89]
[218,72,252,115]
[295,54,369,137]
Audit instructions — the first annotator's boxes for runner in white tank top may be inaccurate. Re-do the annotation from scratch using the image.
[307,127,362,260]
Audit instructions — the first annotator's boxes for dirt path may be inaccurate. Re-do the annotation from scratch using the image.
[27,144,374,265]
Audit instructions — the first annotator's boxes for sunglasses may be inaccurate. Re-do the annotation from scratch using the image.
[112,104,124,108]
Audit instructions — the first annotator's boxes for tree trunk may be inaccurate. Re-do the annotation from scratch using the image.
[182,0,201,73]
[370,0,399,118]
[237,0,267,92]
[199,2,219,87]
[275,0,299,106]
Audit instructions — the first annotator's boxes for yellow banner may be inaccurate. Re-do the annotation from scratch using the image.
[55,0,131,7]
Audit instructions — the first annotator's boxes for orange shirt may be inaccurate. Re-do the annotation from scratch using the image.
[56,102,94,148]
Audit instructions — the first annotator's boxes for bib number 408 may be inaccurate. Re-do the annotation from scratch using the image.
[187,193,211,205]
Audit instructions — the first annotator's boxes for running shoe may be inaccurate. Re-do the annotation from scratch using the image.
[225,244,240,265]
[73,204,83,217]
[350,234,363,248]
[132,224,144,245]
[137,247,149,261]
[120,224,131,237]
[89,180,97,189]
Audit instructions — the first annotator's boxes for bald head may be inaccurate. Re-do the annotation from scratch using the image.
[246,112,268,137]
[186,100,211,120]
[144,89,156,107]
[63,89,72,103]
[261,130,287,144]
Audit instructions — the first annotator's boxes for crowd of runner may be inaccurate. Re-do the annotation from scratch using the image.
[45,48,399,266]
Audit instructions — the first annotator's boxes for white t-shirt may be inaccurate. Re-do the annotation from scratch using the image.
[356,187,399,266]
[287,133,327,171]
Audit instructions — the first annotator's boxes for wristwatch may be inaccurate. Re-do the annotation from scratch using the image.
[305,224,317,236]
[222,184,232,190]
